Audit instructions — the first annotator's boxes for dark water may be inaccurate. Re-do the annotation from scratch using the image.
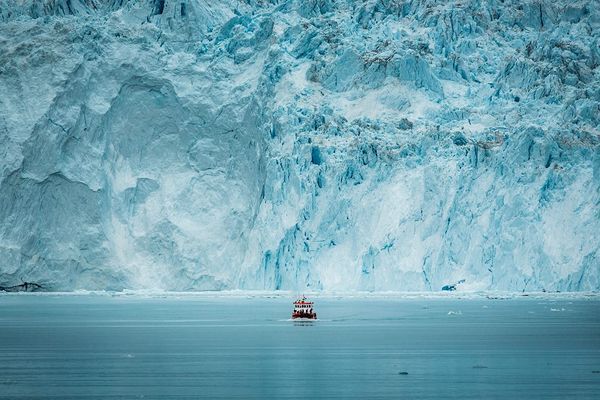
[0,295,598,399]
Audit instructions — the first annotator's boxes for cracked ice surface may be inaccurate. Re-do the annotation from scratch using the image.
[0,0,598,291]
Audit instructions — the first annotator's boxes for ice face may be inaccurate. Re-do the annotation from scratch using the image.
[0,0,598,291]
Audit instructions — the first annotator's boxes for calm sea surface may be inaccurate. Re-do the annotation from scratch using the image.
[0,295,598,399]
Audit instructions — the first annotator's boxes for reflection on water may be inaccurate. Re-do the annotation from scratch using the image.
[293,320,316,327]
[0,296,598,399]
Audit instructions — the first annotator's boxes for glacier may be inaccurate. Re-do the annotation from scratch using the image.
[0,0,598,292]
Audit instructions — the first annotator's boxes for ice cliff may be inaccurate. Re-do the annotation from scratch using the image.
[0,0,598,291]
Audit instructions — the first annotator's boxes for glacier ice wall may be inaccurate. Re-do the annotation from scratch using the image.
[0,0,598,291]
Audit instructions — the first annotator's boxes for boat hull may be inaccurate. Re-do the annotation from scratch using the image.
[292,312,317,320]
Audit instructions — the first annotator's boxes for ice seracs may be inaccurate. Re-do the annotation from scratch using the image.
[0,0,598,292]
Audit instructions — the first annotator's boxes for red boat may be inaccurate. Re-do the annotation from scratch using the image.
[292,296,317,320]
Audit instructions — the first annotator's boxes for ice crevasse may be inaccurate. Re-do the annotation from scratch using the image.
[0,0,598,291]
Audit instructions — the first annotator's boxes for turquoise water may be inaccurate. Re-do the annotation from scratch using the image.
[0,295,598,399]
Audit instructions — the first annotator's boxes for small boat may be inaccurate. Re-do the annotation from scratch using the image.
[292,295,317,320]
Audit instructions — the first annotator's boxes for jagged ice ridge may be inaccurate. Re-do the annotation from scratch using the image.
[0,0,598,291]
